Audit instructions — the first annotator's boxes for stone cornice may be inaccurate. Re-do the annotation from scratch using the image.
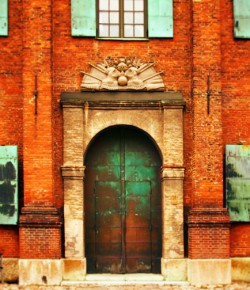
[61,91,183,102]
[161,166,185,180]
[61,165,85,179]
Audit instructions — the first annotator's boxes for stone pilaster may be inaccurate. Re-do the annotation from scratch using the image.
[62,105,84,166]
[162,106,184,166]
[61,165,86,279]
[161,166,185,259]
[161,166,185,280]
[61,166,85,260]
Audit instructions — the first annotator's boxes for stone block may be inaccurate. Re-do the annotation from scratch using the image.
[161,258,187,281]
[188,259,231,286]
[232,258,250,282]
[19,259,62,286]
[64,218,84,258]
[63,258,86,281]
[2,258,18,283]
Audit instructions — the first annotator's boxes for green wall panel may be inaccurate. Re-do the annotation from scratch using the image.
[0,0,8,36]
[0,146,18,225]
[233,0,250,38]
[148,0,173,38]
[226,145,250,222]
[71,0,96,37]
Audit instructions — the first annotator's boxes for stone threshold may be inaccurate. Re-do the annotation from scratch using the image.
[62,274,190,286]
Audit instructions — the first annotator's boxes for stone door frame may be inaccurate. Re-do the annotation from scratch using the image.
[61,91,185,277]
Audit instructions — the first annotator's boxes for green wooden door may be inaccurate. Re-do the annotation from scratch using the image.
[85,126,161,273]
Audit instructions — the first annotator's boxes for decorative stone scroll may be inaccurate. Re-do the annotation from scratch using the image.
[81,57,165,91]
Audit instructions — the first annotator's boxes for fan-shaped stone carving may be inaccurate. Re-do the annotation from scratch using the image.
[81,57,164,91]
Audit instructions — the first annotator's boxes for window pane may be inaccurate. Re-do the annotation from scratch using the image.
[134,12,144,24]
[135,0,144,11]
[99,12,109,24]
[99,0,109,10]
[124,25,134,37]
[135,25,144,37]
[124,0,133,11]
[124,12,133,24]
[110,0,119,10]
[110,12,119,24]
[99,24,109,37]
[110,25,119,37]
[98,0,146,38]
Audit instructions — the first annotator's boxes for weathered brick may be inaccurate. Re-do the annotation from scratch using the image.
[0,0,249,262]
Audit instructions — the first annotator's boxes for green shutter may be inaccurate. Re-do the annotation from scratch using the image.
[148,0,173,38]
[233,0,250,38]
[71,0,96,37]
[0,0,8,36]
[0,146,18,225]
[225,145,250,222]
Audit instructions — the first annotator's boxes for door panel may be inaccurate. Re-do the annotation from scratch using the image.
[95,180,123,272]
[85,126,161,273]
[125,181,152,273]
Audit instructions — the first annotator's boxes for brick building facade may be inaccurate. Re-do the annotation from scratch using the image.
[0,0,249,286]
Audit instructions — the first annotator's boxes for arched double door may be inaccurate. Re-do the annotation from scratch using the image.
[84,126,162,274]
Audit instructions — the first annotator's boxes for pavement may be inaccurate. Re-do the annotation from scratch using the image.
[0,282,250,290]
[0,275,250,290]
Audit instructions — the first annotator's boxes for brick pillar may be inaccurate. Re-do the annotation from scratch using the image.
[187,0,231,284]
[188,209,230,259]
[191,0,224,208]
[19,0,61,260]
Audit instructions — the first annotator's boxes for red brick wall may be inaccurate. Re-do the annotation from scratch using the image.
[191,0,224,208]
[188,209,230,259]
[0,0,249,260]
[22,0,54,207]
[221,0,250,256]
[0,0,23,258]
[0,227,19,258]
[19,228,61,259]
[230,224,250,257]
[19,208,62,259]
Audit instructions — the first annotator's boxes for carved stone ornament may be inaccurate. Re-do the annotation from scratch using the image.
[81,57,165,91]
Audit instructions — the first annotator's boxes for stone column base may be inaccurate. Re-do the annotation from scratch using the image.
[161,258,187,281]
[1,258,18,283]
[19,259,62,286]
[63,258,86,281]
[232,258,250,282]
[188,259,231,286]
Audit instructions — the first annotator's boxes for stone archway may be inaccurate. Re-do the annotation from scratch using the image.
[61,91,185,280]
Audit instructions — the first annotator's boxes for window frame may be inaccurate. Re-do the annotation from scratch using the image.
[71,0,173,39]
[96,0,148,39]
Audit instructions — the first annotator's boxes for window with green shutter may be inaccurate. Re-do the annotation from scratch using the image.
[225,145,250,222]
[71,0,173,38]
[0,0,8,36]
[0,146,18,225]
[233,0,250,39]
[148,0,173,38]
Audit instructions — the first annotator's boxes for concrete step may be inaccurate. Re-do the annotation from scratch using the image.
[62,274,190,286]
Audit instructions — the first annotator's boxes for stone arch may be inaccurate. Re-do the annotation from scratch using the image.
[83,124,163,163]
[61,91,185,278]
